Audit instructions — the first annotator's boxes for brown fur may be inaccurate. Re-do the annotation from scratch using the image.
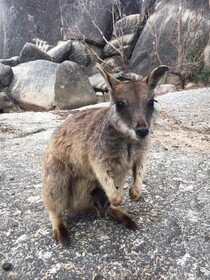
[41,65,169,245]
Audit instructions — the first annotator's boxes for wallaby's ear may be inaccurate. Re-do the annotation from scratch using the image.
[143,65,169,90]
[96,64,121,89]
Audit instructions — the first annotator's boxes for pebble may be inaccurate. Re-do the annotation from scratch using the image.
[2,262,13,271]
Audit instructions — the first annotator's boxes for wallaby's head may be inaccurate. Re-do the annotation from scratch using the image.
[90,187,110,218]
[97,65,169,141]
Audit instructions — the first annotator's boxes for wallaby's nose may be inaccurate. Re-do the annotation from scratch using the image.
[135,127,149,138]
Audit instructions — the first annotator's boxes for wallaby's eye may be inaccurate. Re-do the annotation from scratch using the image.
[115,100,126,111]
[147,98,157,109]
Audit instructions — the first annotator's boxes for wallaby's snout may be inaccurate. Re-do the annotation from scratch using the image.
[135,126,149,138]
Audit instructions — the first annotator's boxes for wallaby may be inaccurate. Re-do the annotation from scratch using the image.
[41,65,169,246]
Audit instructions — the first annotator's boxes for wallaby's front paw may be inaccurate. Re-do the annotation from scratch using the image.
[123,216,138,231]
[110,191,122,206]
[129,187,141,201]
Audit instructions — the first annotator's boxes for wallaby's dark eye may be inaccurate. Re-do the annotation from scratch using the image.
[147,98,157,109]
[115,100,126,110]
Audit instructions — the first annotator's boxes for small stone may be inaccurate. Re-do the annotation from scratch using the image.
[2,262,13,271]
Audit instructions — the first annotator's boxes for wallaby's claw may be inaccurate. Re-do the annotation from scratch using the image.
[129,187,141,201]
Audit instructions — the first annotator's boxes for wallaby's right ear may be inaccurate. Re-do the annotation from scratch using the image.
[142,65,169,90]
[96,64,121,90]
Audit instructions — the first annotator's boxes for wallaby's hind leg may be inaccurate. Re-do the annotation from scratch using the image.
[107,206,138,231]
[48,211,70,246]
[42,155,72,246]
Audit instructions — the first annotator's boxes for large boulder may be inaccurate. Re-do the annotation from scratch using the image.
[60,0,113,46]
[0,56,20,67]
[9,60,59,110]
[0,63,13,88]
[68,41,92,67]
[129,0,210,76]
[0,0,62,59]
[47,40,72,63]
[19,43,52,63]
[0,91,22,113]
[103,14,144,59]
[55,61,97,109]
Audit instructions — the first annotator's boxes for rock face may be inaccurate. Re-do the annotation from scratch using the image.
[0,0,62,58]
[129,0,210,75]
[60,0,113,46]
[55,61,97,110]
[9,60,59,110]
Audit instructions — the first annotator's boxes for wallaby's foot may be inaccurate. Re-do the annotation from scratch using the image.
[49,211,70,246]
[129,187,141,201]
[53,223,71,246]
[121,215,138,231]
[108,206,138,231]
[109,190,122,206]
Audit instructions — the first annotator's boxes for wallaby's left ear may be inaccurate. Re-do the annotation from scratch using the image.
[143,65,169,90]
[96,64,121,90]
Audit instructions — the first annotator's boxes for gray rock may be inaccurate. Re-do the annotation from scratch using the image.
[88,73,108,93]
[0,56,20,67]
[55,61,97,110]
[117,0,141,16]
[68,41,92,67]
[60,0,113,46]
[101,56,125,72]
[9,60,59,110]
[47,40,72,63]
[0,87,209,279]
[0,92,22,113]
[0,91,22,113]
[154,84,176,95]
[0,0,62,58]
[104,33,140,59]
[0,63,13,88]
[114,14,144,36]
[129,0,210,76]
[113,71,143,81]
[19,43,52,63]
[156,88,210,133]
[103,14,143,59]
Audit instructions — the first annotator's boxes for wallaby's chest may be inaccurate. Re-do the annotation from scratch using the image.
[106,142,141,171]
